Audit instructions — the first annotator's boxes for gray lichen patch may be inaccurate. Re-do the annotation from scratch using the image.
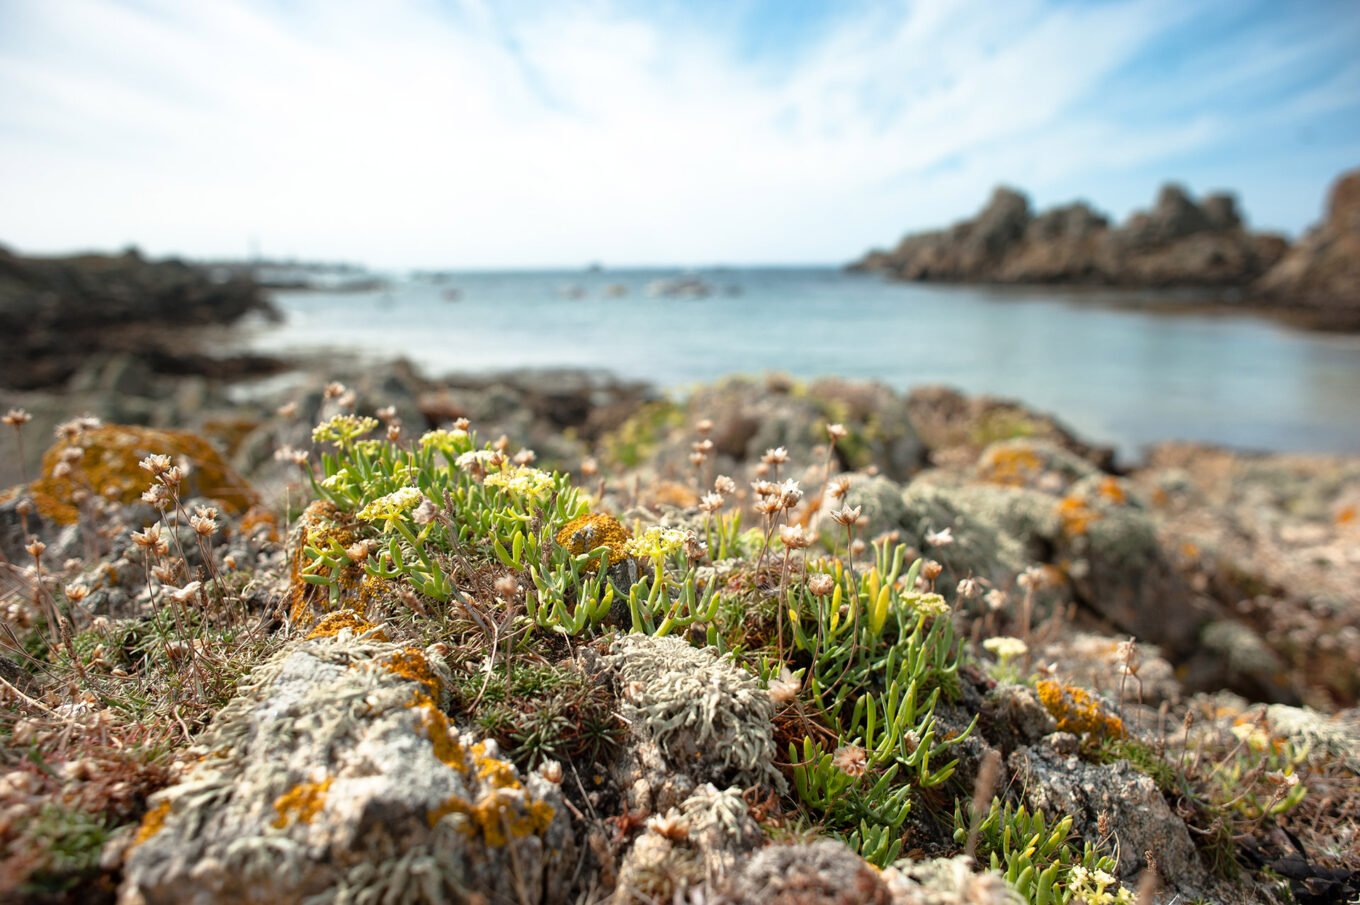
[605,634,781,793]
[118,632,574,905]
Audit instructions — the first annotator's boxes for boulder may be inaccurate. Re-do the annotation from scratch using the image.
[1255,167,1360,327]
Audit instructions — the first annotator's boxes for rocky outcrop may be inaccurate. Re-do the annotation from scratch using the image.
[852,183,1287,289]
[1254,167,1360,328]
[0,246,281,390]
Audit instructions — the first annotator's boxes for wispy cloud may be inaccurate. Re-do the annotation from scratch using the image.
[1,0,1356,267]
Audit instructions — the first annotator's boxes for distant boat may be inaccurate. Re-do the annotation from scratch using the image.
[646,276,713,298]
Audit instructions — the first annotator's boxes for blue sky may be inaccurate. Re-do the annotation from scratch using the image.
[1,0,1357,268]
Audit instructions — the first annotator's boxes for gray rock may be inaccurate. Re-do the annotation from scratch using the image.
[883,855,1022,904]
[982,683,1057,753]
[1009,742,1206,890]
[119,632,574,905]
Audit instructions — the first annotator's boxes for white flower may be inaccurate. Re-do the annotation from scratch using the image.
[982,636,1028,661]
[925,526,954,547]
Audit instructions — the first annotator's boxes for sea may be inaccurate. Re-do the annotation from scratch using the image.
[234,267,1360,463]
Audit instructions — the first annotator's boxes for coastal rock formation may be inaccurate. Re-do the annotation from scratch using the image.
[0,246,280,390]
[1255,167,1360,326]
[851,183,1287,289]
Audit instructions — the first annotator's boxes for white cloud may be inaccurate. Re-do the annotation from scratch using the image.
[0,0,1352,267]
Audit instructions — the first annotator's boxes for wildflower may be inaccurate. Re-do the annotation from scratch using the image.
[453,417,471,431]
[412,497,439,526]
[695,418,713,435]
[828,477,851,500]
[455,448,505,474]
[624,526,690,561]
[323,381,347,400]
[767,667,801,705]
[386,423,402,443]
[689,451,707,467]
[849,539,867,556]
[345,541,374,562]
[376,405,397,423]
[751,480,777,497]
[2,408,32,426]
[151,563,176,583]
[512,448,537,466]
[190,513,218,537]
[194,505,219,520]
[646,811,689,841]
[25,538,45,559]
[580,457,599,477]
[276,401,299,418]
[356,487,424,529]
[139,454,173,476]
[778,479,803,509]
[223,553,238,570]
[826,423,848,442]
[985,589,1009,611]
[762,447,789,466]
[698,492,724,513]
[274,445,310,466]
[982,636,1028,661]
[160,465,185,488]
[311,414,379,446]
[922,560,943,581]
[779,524,813,550]
[807,573,835,596]
[755,496,781,515]
[131,524,169,556]
[910,593,950,618]
[1017,566,1046,591]
[830,505,862,528]
[692,438,714,454]
[484,466,556,500]
[714,475,736,495]
[832,745,867,778]
[956,577,981,599]
[168,581,202,603]
[52,461,72,478]
[539,760,564,784]
[494,574,521,599]
[925,526,954,547]
[65,583,90,602]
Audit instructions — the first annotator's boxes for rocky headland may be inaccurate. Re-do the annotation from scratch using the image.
[2,359,1357,904]
[851,167,1360,331]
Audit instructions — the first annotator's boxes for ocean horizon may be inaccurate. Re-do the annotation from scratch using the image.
[233,266,1360,462]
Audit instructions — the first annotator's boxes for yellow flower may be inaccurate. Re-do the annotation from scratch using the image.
[356,487,424,529]
[982,636,1027,661]
[312,414,379,446]
[419,429,470,455]
[483,466,557,500]
[624,526,689,561]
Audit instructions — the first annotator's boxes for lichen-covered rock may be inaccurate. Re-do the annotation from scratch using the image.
[981,683,1057,754]
[974,439,1100,494]
[883,855,1022,904]
[1264,704,1360,769]
[605,634,781,812]
[119,631,574,905]
[721,839,892,905]
[614,784,764,900]
[1009,742,1206,891]
[1189,620,1295,703]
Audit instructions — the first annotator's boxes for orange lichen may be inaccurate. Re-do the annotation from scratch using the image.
[239,505,280,542]
[1036,680,1125,739]
[978,445,1042,487]
[272,778,333,829]
[1337,505,1357,527]
[555,513,631,568]
[132,800,172,847]
[1096,477,1127,505]
[427,790,556,845]
[472,741,521,790]
[1057,495,1097,537]
[383,647,442,700]
[28,424,257,525]
[306,610,387,641]
[410,695,468,772]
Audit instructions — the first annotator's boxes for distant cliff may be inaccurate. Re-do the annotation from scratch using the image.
[851,167,1360,328]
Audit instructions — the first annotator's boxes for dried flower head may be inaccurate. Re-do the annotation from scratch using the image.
[830,505,862,528]
[767,667,801,705]
[826,422,848,442]
[689,451,707,467]
[807,573,835,596]
[276,401,299,418]
[828,476,852,500]
[956,577,981,599]
[494,574,522,599]
[646,811,690,841]
[376,405,398,423]
[699,492,725,513]
[984,589,1009,611]
[713,475,737,495]
[190,513,218,537]
[751,480,777,497]
[25,538,46,559]
[779,524,813,550]
[922,560,943,581]
[832,745,867,778]
[131,524,169,556]
[139,454,173,476]
[453,417,471,431]
[168,581,203,604]
[323,381,347,400]
[1017,565,1047,591]
[64,583,90,602]
[539,760,564,784]
[695,418,714,436]
[274,445,311,466]
[778,479,803,509]
[2,408,32,427]
[762,447,789,466]
[925,526,954,547]
[580,457,599,477]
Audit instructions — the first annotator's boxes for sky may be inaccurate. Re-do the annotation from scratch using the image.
[1,0,1358,269]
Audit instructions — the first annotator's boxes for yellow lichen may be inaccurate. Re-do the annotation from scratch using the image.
[1057,495,1097,537]
[383,647,442,700]
[1096,477,1127,505]
[272,778,332,828]
[472,741,521,790]
[1036,680,1125,739]
[410,695,468,772]
[306,610,387,641]
[555,513,631,568]
[978,445,1043,487]
[427,790,555,845]
[132,800,172,847]
[28,424,257,525]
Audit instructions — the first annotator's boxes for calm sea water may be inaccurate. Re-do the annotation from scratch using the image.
[237,268,1360,461]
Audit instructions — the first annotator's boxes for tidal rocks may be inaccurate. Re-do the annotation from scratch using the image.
[120,631,574,905]
[0,246,280,390]
[1255,167,1360,328]
[851,182,1286,290]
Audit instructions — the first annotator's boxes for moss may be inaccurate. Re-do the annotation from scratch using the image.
[555,512,631,567]
[1036,680,1125,740]
[271,778,332,828]
[28,424,257,525]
